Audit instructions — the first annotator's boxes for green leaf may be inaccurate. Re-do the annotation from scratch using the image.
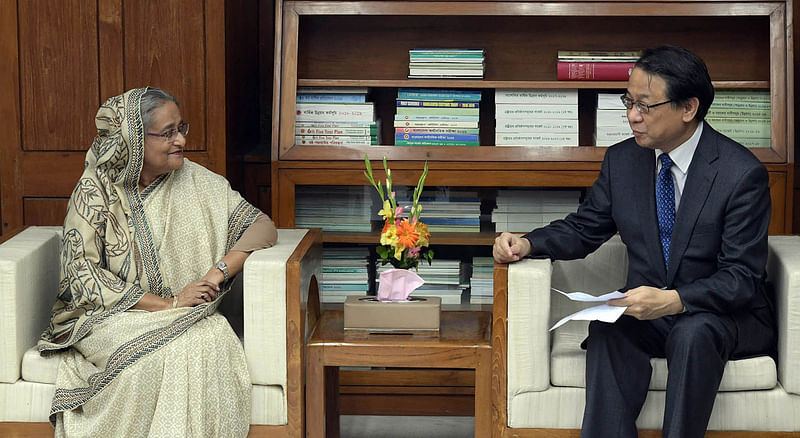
[376,246,389,259]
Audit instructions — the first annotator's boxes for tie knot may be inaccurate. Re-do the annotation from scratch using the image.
[659,153,674,169]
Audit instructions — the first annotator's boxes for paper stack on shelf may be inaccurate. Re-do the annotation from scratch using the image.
[294,87,379,145]
[321,247,370,303]
[492,189,582,232]
[595,92,632,146]
[388,188,481,233]
[706,90,771,149]
[295,186,373,232]
[378,258,465,304]
[469,257,494,305]
[394,88,481,146]
[556,50,640,81]
[408,48,484,79]
[400,188,482,232]
[495,89,579,147]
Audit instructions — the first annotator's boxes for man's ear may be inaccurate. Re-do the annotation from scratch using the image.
[682,97,700,122]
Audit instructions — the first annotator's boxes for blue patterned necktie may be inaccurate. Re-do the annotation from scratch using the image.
[656,153,675,268]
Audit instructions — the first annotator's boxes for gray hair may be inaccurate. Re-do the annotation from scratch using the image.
[140,87,179,130]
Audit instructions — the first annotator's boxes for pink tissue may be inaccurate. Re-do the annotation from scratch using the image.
[377,268,425,301]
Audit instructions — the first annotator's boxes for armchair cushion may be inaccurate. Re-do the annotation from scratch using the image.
[21,347,61,384]
[550,322,777,391]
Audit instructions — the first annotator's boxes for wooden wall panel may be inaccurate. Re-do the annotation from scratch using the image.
[18,0,100,152]
[768,171,787,234]
[794,0,800,234]
[123,0,208,152]
[0,0,21,234]
[23,198,69,226]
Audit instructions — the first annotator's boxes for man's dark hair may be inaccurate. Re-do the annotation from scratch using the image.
[634,45,714,121]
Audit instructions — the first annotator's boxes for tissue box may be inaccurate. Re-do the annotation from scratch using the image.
[344,296,441,332]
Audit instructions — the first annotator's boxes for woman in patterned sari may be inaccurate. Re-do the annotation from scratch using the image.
[37,87,277,437]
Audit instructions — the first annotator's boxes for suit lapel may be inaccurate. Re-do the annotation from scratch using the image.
[631,146,667,281]
[666,127,719,284]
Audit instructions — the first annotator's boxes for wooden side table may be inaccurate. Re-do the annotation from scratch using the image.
[305,310,492,437]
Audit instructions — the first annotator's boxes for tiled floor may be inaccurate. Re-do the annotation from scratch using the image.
[340,415,474,438]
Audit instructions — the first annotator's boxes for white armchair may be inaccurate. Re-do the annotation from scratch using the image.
[0,226,321,437]
[492,235,800,436]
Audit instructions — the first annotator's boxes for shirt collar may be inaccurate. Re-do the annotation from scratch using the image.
[655,121,703,175]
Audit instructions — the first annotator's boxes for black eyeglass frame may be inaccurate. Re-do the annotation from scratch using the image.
[619,95,673,114]
[146,122,190,142]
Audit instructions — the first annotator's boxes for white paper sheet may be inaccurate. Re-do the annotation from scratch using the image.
[549,288,628,331]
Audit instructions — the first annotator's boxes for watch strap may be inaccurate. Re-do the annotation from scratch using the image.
[215,260,229,282]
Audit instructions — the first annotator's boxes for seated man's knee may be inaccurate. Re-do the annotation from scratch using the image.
[586,319,626,347]
[666,314,733,358]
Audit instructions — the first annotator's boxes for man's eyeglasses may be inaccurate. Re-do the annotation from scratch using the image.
[620,95,673,115]
[146,122,190,142]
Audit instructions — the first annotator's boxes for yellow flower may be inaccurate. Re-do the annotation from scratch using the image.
[394,244,404,260]
[377,199,393,220]
[380,225,398,247]
[415,222,430,247]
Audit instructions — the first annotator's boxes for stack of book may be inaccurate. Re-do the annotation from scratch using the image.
[394,88,481,146]
[419,189,481,232]
[408,49,485,79]
[557,50,640,81]
[294,87,378,146]
[706,90,771,149]
[492,189,582,232]
[495,89,579,146]
[295,186,373,232]
[595,93,632,146]
[469,257,494,305]
[389,188,482,233]
[378,259,466,305]
[321,247,370,303]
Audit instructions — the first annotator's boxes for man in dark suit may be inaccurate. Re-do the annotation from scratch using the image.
[493,45,776,438]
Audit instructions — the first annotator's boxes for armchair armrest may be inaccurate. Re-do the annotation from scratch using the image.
[0,226,62,383]
[507,258,553,395]
[766,235,800,395]
[503,235,629,398]
[242,228,322,387]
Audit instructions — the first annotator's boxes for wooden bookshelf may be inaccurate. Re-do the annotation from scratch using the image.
[271,0,794,418]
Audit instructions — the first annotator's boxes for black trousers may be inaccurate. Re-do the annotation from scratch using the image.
[580,313,740,438]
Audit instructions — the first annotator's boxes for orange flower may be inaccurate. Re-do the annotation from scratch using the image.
[395,219,420,249]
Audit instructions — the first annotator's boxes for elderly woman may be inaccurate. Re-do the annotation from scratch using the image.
[37,87,277,436]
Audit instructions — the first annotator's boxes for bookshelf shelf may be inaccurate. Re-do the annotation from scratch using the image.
[322,231,498,245]
[297,79,771,90]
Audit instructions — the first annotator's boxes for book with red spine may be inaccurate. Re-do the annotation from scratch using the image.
[557,62,635,81]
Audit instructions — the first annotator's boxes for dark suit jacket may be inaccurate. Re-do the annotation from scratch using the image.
[525,124,774,358]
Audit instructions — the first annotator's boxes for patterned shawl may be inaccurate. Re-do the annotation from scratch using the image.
[38,88,260,352]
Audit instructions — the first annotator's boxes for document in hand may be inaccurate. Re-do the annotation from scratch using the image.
[549,288,628,331]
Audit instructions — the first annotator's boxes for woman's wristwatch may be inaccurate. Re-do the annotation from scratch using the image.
[215,260,229,282]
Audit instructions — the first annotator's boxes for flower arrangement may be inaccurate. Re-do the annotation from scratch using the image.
[364,156,434,270]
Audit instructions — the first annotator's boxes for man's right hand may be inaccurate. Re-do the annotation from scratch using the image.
[493,232,532,263]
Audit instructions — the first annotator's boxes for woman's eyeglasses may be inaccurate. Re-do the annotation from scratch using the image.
[146,122,190,142]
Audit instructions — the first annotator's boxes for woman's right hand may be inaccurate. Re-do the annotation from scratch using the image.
[173,280,220,308]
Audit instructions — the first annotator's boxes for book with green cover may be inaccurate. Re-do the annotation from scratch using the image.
[706,108,770,119]
[714,90,770,102]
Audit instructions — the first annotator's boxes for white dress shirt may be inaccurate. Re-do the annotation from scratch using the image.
[655,121,704,211]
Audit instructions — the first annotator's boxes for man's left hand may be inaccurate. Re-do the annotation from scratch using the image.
[607,286,684,320]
